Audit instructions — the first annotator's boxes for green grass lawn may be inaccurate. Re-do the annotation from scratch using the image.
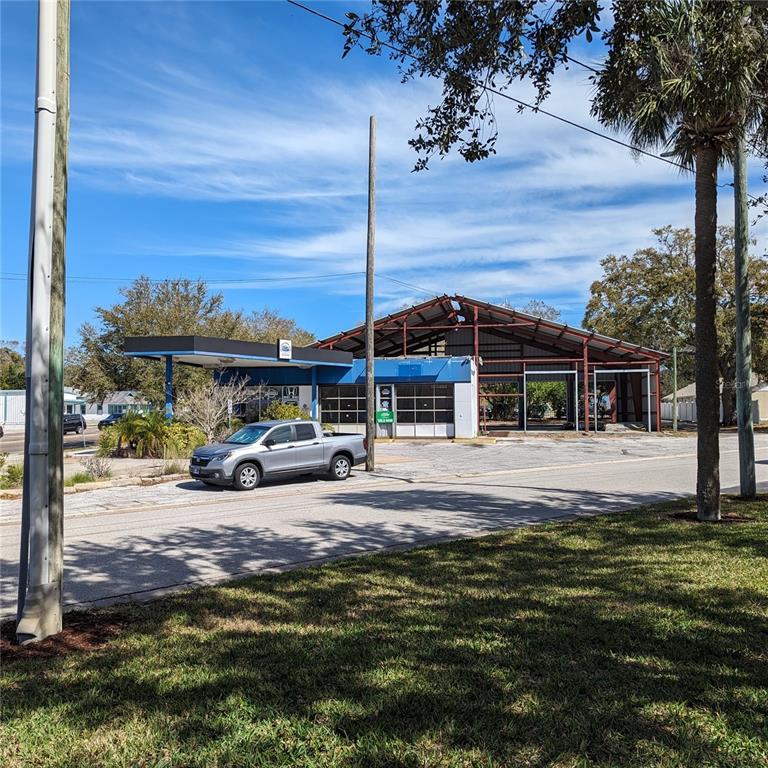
[2,497,767,768]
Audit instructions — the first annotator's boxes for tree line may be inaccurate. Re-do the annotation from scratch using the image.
[63,276,314,406]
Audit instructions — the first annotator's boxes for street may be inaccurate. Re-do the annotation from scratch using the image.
[0,429,97,455]
[2,434,767,621]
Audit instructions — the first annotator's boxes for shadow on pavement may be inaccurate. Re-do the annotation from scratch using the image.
[2,484,688,617]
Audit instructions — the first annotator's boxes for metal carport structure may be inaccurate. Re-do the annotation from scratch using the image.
[316,295,668,433]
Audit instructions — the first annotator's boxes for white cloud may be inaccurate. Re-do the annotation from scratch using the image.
[4,5,766,330]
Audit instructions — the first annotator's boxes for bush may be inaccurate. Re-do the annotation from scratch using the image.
[98,414,205,459]
[96,426,119,457]
[79,455,112,479]
[165,422,206,458]
[64,472,93,487]
[0,453,23,489]
[260,402,310,422]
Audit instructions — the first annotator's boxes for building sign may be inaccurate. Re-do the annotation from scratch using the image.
[277,339,292,360]
[376,409,394,424]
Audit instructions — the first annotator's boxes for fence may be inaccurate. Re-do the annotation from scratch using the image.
[660,400,762,424]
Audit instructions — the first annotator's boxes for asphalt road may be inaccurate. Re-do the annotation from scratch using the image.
[2,435,767,620]
[0,430,97,454]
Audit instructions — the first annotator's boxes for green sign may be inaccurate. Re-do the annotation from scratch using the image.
[376,409,394,424]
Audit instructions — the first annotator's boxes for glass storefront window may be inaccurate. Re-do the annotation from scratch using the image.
[396,383,454,424]
[320,385,366,424]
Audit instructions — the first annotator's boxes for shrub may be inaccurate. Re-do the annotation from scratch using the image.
[132,411,168,458]
[96,426,119,457]
[165,422,206,458]
[0,453,23,489]
[79,455,112,479]
[260,402,310,422]
[64,472,93,487]
[97,414,206,459]
[162,460,185,475]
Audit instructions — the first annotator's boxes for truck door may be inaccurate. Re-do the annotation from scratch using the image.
[293,422,325,470]
[260,424,296,475]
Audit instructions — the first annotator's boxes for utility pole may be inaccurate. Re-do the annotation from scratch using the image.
[17,0,70,644]
[733,135,756,498]
[365,115,376,472]
[672,347,678,432]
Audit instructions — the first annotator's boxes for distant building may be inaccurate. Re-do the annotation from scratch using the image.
[661,376,767,424]
[0,388,151,426]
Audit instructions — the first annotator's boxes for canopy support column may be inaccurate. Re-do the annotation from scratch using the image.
[164,355,173,421]
[311,366,318,420]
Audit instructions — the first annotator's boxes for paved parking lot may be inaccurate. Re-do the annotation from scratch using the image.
[2,433,766,620]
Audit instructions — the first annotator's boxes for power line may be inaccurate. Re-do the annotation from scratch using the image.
[377,273,437,297]
[287,0,764,195]
[0,271,365,285]
[286,1,687,172]
[0,270,438,297]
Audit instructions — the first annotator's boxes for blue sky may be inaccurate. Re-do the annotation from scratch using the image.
[2,0,766,347]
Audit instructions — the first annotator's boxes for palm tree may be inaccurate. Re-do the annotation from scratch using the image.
[591,0,768,521]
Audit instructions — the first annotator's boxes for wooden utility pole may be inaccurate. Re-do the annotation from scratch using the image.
[365,115,376,472]
[733,135,756,498]
[17,0,69,643]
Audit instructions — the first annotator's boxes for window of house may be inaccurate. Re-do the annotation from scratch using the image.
[320,385,366,424]
[396,383,454,424]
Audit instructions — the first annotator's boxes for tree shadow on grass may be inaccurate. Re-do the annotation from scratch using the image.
[2,492,767,767]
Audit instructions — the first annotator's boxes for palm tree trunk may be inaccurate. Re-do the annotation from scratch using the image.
[694,144,721,521]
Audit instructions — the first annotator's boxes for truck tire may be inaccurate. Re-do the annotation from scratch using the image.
[329,454,351,481]
[233,462,261,491]
[76,425,83,435]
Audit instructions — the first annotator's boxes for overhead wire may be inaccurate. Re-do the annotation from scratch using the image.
[0,270,438,296]
[286,0,764,200]
[0,271,365,285]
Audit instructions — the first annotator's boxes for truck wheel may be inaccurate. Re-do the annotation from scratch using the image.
[233,462,261,491]
[329,455,351,481]
[76,425,83,435]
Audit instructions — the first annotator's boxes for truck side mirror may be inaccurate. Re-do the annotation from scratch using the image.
[264,438,275,447]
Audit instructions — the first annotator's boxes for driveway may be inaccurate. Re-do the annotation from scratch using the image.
[2,433,766,620]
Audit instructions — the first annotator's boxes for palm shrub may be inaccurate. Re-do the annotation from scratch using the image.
[591,0,768,520]
[131,410,168,458]
[114,411,146,456]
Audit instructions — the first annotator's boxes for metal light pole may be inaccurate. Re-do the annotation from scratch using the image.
[17,0,70,644]
[734,135,756,498]
[365,115,376,472]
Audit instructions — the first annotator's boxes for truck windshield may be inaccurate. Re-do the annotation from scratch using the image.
[224,424,271,445]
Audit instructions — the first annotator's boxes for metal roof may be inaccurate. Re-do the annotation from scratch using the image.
[316,294,668,362]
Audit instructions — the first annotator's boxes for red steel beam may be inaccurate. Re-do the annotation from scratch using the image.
[583,341,590,433]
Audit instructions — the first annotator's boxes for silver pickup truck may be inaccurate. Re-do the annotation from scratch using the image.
[189,419,368,490]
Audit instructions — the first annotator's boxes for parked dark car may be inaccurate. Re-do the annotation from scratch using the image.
[97,413,123,430]
[63,413,87,435]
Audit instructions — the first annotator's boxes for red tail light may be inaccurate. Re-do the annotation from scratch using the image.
[363,438,368,451]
